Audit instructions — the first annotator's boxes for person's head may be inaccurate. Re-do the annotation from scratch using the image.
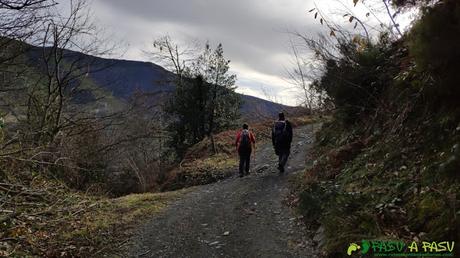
[242,123,249,130]
[278,112,285,121]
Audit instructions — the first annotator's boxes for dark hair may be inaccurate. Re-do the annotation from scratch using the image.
[242,123,249,129]
[278,112,285,120]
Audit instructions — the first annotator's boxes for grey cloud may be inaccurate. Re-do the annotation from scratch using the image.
[54,0,325,105]
[93,0,319,78]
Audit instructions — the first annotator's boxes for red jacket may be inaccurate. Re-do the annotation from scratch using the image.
[235,129,256,152]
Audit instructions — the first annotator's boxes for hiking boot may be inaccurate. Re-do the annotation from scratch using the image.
[277,164,284,173]
[239,173,244,178]
[279,166,285,174]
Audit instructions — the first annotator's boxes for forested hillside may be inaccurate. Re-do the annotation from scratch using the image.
[291,0,460,256]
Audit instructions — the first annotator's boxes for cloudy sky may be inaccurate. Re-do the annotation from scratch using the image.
[57,0,413,106]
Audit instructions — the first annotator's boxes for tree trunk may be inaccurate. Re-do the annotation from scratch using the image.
[210,133,217,155]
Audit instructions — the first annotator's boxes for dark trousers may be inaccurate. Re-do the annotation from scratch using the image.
[278,150,290,172]
[239,151,251,175]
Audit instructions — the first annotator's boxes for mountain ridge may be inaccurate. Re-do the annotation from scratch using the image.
[25,45,295,119]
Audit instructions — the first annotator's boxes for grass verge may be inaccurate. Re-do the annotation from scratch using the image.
[0,176,187,257]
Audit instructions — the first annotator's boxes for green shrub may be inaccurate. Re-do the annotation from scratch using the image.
[409,0,460,105]
[317,35,399,125]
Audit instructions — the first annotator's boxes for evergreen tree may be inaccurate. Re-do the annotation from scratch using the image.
[166,43,240,157]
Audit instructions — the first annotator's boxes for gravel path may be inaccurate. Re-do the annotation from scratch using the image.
[128,125,319,258]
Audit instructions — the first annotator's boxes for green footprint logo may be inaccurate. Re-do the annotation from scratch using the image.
[361,240,370,254]
[347,243,361,256]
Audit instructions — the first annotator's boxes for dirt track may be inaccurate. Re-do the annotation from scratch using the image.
[128,125,319,258]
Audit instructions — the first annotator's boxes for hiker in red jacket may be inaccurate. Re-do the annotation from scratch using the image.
[235,123,256,177]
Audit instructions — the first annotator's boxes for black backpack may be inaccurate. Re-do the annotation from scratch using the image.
[273,121,287,145]
[239,129,251,151]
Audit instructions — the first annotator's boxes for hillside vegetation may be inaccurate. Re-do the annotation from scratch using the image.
[1,0,459,256]
[293,1,460,256]
[0,171,187,256]
[0,1,309,256]
[162,115,317,191]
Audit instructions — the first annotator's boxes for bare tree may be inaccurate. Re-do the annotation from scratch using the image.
[0,0,55,105]
[0,0,166,195]
[24,0,116,143]
[286,32,340,112]
[286,39,313,111]
[150,36,197,84]
[0,0,50,10]
[0,0,55,65]
[308,0,413,41]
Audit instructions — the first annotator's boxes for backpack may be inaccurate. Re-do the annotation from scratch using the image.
[239,129,251,151]
[273,121,287,146]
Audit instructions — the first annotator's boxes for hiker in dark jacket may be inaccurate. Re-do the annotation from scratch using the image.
[271,112,293,174]
[235,123,256,177]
